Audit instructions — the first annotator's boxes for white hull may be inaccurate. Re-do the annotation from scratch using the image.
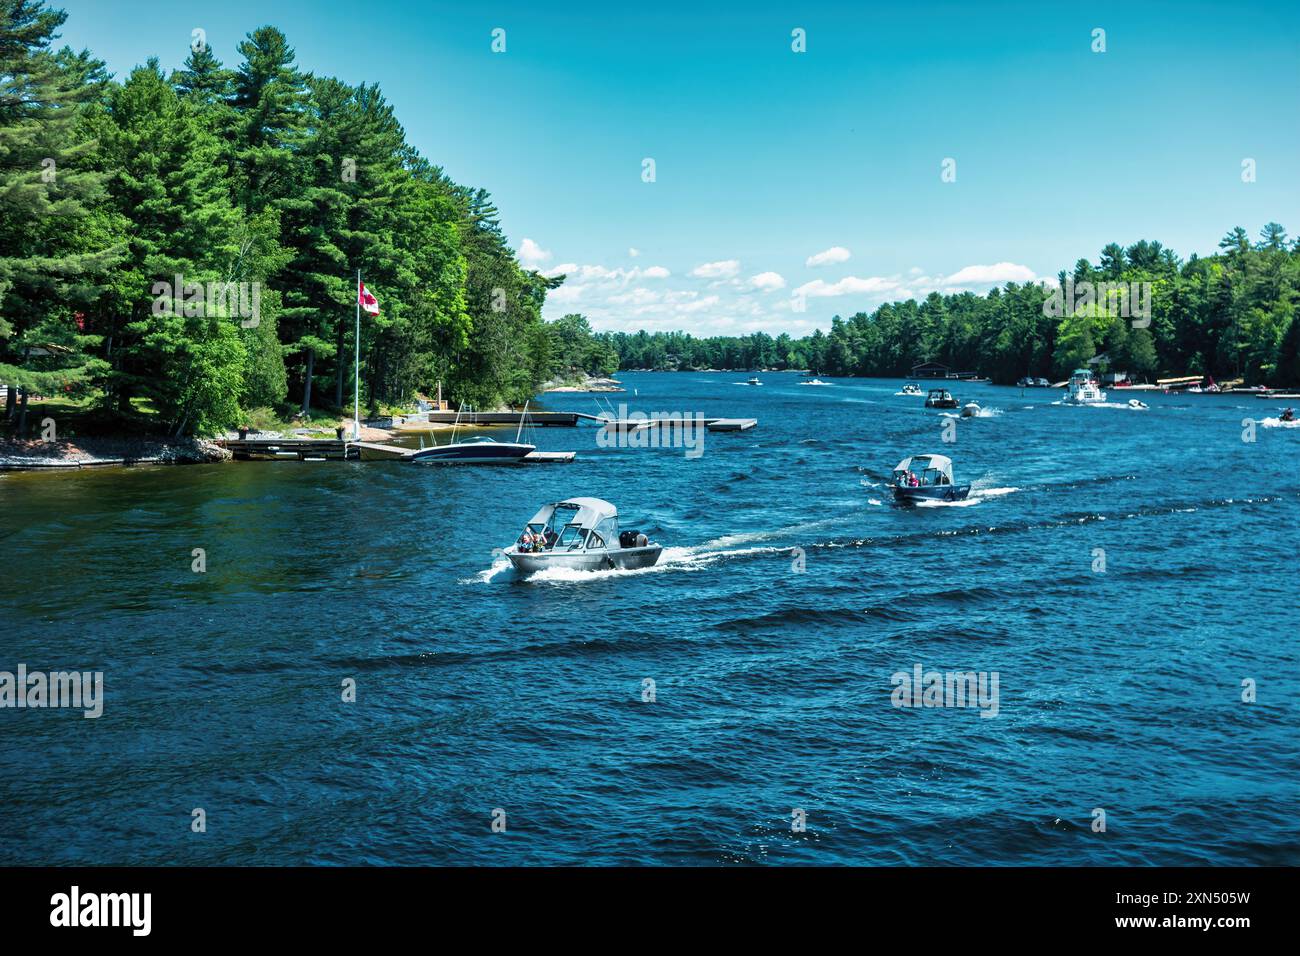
[507,545,662,573]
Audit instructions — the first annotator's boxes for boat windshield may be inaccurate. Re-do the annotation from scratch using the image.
[556,523,589,550]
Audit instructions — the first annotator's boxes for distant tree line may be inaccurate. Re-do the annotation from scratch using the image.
[610,228,1300,386]
[1,1,580,436]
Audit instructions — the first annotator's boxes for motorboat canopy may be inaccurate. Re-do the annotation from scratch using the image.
[523,497,621,550]
[893,454,955,486]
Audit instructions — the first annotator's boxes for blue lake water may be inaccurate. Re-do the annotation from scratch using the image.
[2,371,1298,865]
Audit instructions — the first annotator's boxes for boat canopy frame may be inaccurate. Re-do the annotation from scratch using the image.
[523,497,621,551]
[893,454,955,486]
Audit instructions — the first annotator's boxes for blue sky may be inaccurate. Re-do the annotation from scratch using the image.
[58,0,1300,336]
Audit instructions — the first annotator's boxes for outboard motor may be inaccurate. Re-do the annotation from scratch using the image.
[620,530,649,549]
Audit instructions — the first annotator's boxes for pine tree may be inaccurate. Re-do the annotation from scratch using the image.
[0,0,121,432]
[89,61,248,433]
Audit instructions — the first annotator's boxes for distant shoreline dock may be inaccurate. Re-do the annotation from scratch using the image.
[422,410,758,431]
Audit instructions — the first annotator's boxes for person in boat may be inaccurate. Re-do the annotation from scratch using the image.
[520,530,535,552]
[1283,407,1295,422]
[907,470,920,487]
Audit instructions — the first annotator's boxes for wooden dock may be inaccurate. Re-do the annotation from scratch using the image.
[524,451,576,463]
[425,411,580,426]
[218,438,357,461]
[352,441,414,460]
[423,410,758,431]
[593,416,757,432]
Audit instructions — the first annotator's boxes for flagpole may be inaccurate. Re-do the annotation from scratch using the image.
[353,269,361,441]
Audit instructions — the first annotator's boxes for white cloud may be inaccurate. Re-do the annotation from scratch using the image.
[690,259,741,279]
[518,238,551,268]
[793,275,902,299]
[806,246,851,267]
[938,262,1037,286]
[628,247,640,258]
[538,249,1038,337]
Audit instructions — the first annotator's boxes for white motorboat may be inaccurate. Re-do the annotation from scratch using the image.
[800,378,830,386]
[1063,369,1107,404]
[960,402,981,418]
[891,454,971,503]
[505,498,662,573]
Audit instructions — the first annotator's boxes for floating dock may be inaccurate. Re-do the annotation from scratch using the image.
[704,418,757,432]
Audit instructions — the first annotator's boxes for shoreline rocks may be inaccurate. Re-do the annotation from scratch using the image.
[543,375,624,393]
[0,436,229,471]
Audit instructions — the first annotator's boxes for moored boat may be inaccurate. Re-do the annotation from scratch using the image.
[891,454,971,502]
[410,436,534,464]
[505,497,662,573]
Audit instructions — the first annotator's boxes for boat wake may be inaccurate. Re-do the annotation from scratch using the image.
[521,543,788,583]
[1051,400,1142,410]
[914,485,1019,508]
[941,407,1004,419]
[1258,417,1300,428]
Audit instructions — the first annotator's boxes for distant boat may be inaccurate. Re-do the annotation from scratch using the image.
[924,387,958,409]
[901,382,923,395]
[746,376,762,385]
[891,454,972,502]
[1063,369,1106,404]
[505,497,662,573]
[800,378,830,386]
[1127,399,1149,410]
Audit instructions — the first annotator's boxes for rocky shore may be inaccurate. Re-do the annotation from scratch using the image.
[542,375,624,393]
[0,436,230,471]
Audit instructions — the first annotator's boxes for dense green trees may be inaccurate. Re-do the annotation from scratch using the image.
[1,4,563,435]
[0,0,120,431]
[612,230,1300,385]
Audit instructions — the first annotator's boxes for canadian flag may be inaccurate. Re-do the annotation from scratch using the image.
[358,282,380,316]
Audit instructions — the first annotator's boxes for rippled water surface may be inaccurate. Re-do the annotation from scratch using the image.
[2,372,1298,865]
